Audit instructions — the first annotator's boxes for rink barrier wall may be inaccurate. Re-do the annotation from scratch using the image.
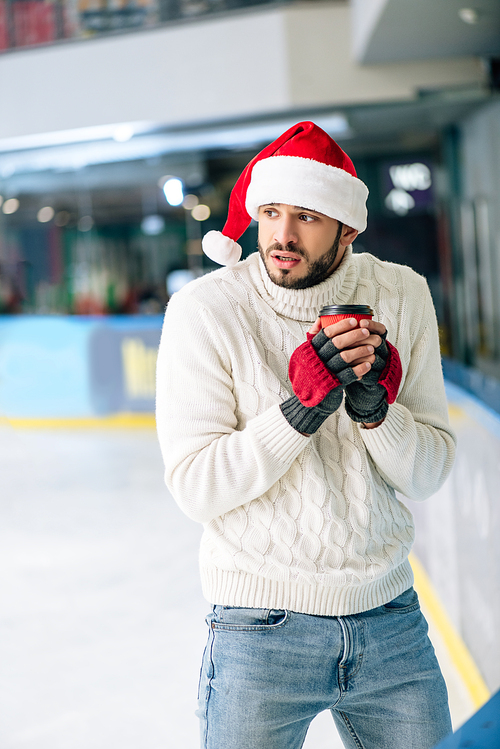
[410,379,500,698]
[434,689,500,749]
[0,315,162,418]
[409,553,489,709]
[442,357,500,418]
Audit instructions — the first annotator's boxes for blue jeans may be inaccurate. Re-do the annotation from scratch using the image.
[197,587,452,749]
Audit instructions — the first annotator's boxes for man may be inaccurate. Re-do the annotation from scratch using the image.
[156,121,456,749]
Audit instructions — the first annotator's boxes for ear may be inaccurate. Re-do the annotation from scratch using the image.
[340,224,358,247]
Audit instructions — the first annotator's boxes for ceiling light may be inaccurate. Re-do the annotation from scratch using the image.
[141,215,165,235]
[458,8,479,24]
[385,189,415,216]
[163,177,184,207]
[2,198,19,214]
[78,215,94,232]
[37,206,55,223]
[182,194,199,210]
[113,124,135,142]
[191,204,211,222]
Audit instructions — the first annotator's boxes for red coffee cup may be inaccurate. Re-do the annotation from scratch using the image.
[319,304,373,328]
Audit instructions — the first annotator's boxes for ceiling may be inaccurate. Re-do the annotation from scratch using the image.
[353,0,500,64]
[0,0,496,207]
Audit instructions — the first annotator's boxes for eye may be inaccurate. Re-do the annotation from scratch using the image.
[262,207,278,218]
[299,213,315,223]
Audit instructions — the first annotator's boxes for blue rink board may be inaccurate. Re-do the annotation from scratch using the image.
[445,380,500,441]
[434,690,499,748]
[0,315,163,418]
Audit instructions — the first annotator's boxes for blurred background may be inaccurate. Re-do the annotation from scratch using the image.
[0,1,499,747]
[0,0,499,418]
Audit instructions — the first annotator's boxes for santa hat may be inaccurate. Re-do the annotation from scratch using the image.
[202,120,369,267]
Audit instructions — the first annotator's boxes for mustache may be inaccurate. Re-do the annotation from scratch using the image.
[265,242,307,259]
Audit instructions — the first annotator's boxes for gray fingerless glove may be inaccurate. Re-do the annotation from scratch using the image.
[344,332,389,423]
[280,389,344,434]
[280,329,357,435]
[309,329,360,386]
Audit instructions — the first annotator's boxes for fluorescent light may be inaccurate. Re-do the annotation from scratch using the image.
[163,178,184,207]
[0,121,154,153]
[113,125,134,143]
[0,114,352,176]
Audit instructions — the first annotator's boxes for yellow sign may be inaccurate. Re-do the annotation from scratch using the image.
[121,337,157,399]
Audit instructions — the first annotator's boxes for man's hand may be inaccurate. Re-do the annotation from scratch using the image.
[308,317,401,427]
[308,317,386,379]
[280,324,347,434]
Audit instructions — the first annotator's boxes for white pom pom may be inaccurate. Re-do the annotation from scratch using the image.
[202,231,242,267]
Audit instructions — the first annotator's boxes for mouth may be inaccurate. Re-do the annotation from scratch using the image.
[270,251,302,269]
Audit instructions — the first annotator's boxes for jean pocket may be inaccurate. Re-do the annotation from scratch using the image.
[211,606,289,631]
[382,586,420,613]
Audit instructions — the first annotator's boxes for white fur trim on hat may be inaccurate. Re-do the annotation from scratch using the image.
[202,231,242,267]
[245,155,368,232]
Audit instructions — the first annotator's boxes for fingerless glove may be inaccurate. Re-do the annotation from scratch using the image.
[280,329,357,434]
[344,332,402,423]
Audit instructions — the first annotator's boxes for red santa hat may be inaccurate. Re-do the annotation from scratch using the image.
[202,120,369,267]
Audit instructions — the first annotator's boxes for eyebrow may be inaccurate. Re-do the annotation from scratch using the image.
[264,203,320,214]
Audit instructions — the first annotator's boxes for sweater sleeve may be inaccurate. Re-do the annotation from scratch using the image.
[156,290,310,523]
[359,276,456,501]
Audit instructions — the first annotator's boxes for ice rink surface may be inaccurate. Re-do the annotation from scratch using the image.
[0,424,471,749]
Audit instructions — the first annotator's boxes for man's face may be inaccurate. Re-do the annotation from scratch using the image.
[257,204,356,290]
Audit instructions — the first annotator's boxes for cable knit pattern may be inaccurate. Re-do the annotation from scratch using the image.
[156,247,456,616]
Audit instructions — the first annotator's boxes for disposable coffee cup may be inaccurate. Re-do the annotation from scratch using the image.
[319,304,373,328]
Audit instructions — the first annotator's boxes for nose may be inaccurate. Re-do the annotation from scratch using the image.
[273,214,298,247]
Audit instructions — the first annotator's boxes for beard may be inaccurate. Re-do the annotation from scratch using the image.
[258,222,344,290]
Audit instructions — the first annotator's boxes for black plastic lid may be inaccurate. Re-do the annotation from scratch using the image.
[319,304,373,316]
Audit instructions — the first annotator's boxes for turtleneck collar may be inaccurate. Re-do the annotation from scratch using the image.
[246,245,359,323]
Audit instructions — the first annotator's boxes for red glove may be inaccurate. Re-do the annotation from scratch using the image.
[288,330,358,407]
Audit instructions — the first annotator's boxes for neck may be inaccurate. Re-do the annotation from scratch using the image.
[247,245,358,323]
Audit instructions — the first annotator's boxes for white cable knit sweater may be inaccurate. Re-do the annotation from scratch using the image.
[156,247,456,616]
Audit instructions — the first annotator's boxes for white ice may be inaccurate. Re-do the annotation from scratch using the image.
[0,424,470,748]
[0,425,344,748]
